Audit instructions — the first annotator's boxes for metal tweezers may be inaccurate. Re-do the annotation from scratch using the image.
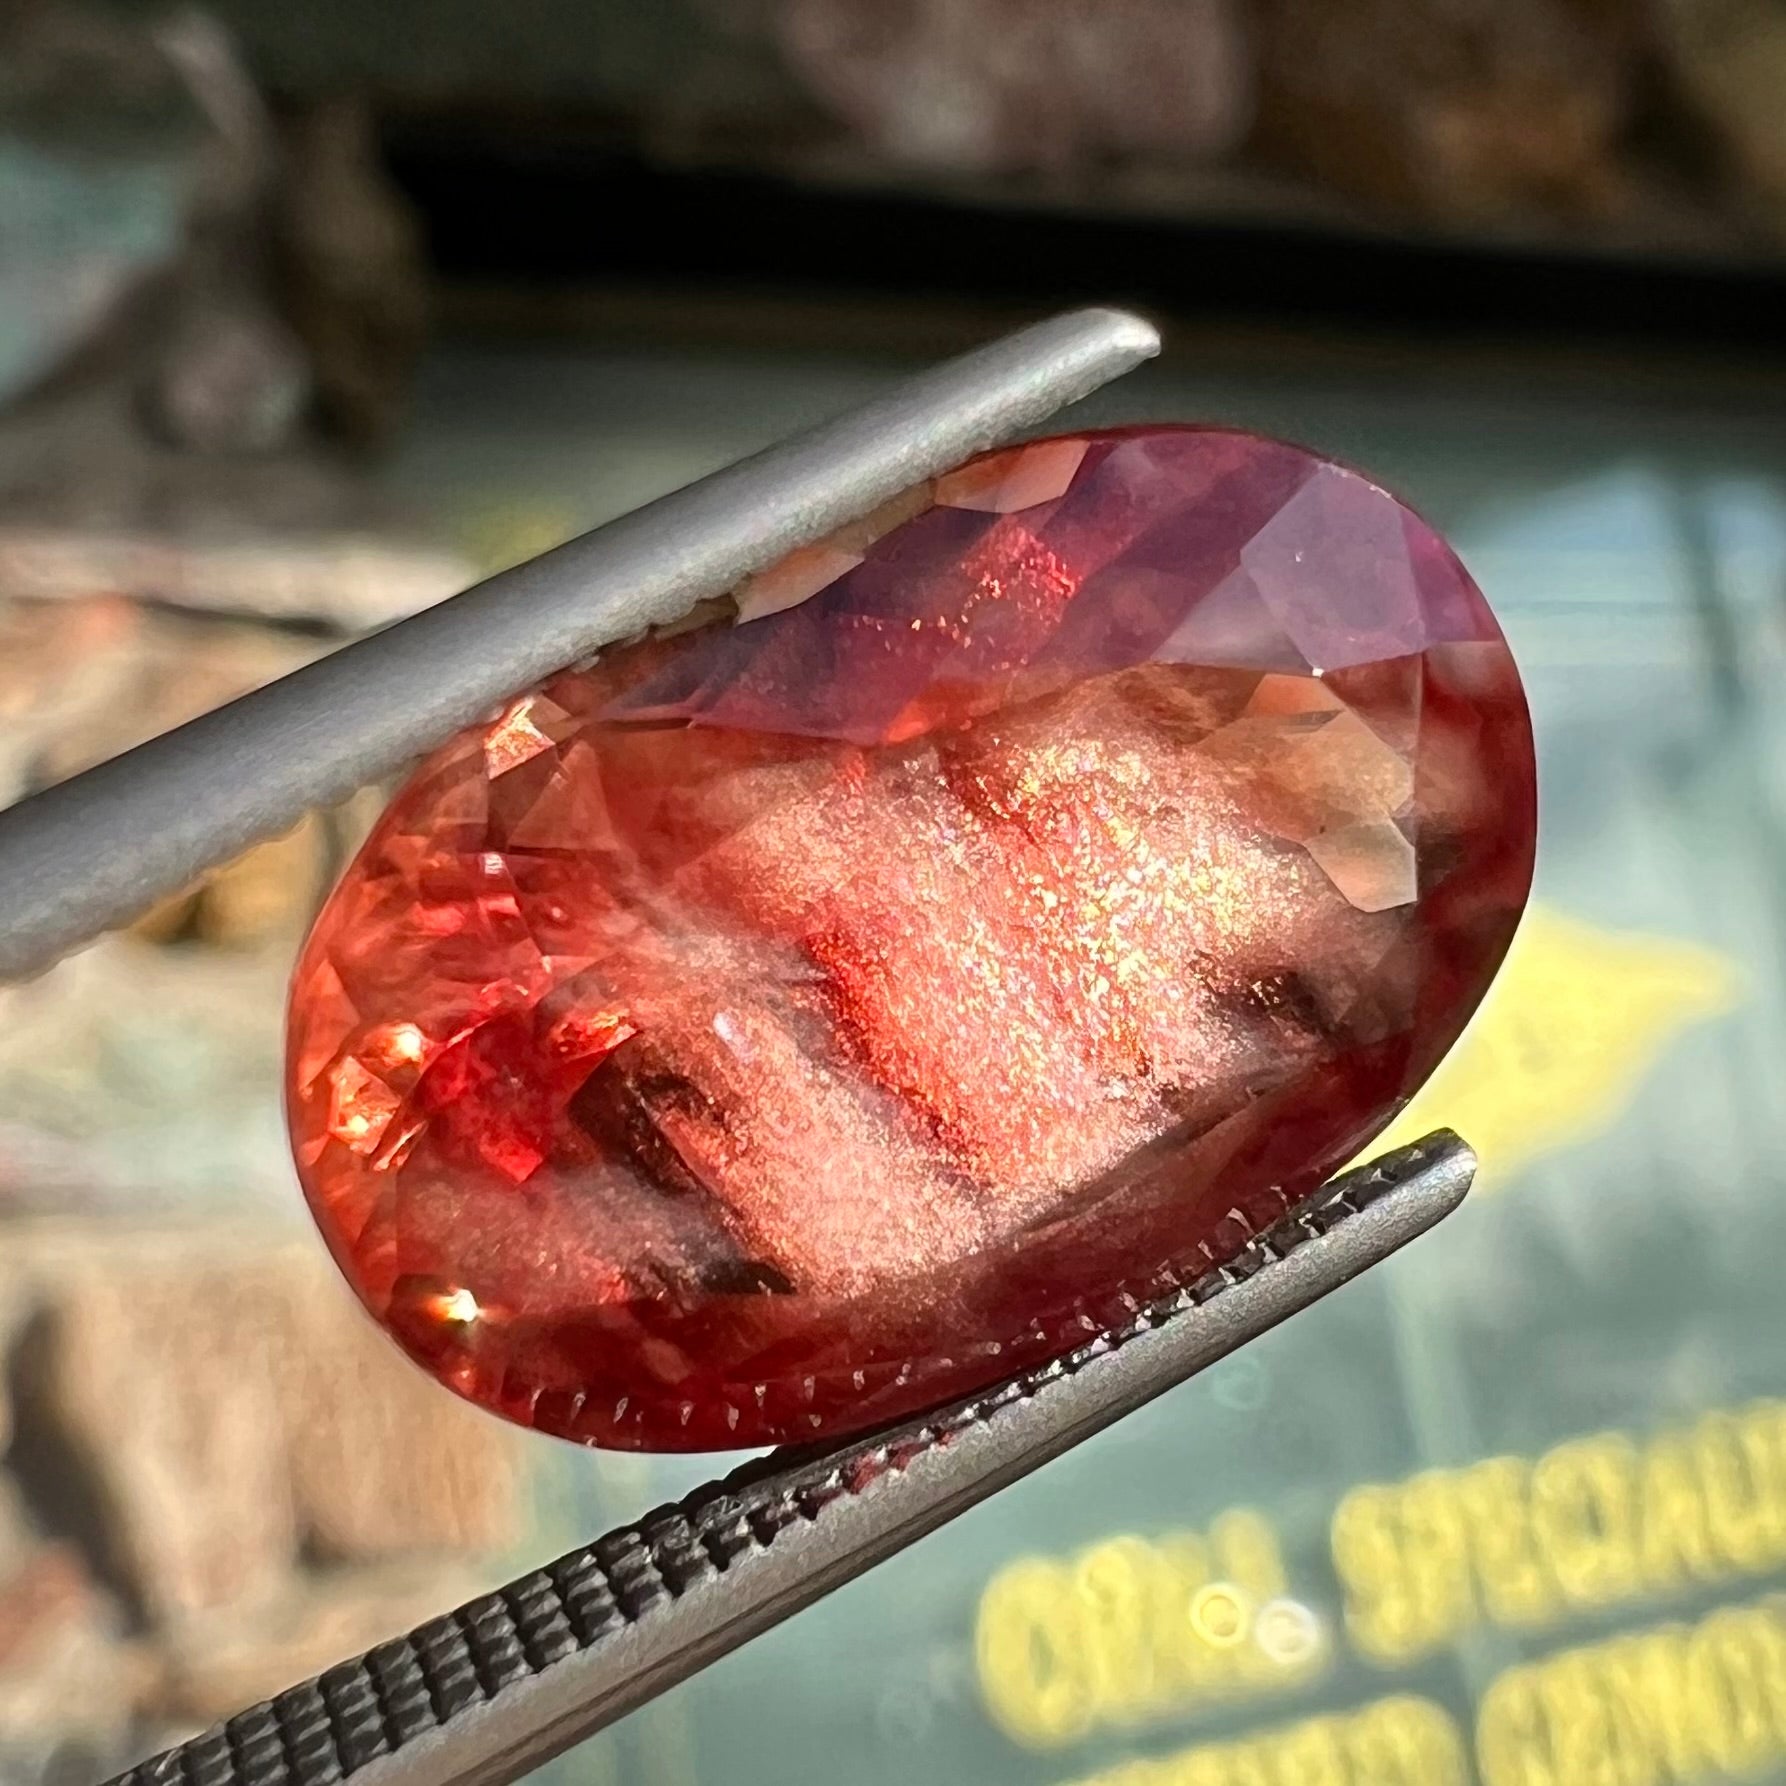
[0,308,1477,1786]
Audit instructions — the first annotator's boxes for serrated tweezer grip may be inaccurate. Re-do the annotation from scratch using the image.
[110,1131,1473,1786]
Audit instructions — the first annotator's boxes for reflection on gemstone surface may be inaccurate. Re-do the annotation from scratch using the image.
[286,426,1535,1451]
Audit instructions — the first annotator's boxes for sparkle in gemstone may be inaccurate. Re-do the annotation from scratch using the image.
[286,426,1536,1450]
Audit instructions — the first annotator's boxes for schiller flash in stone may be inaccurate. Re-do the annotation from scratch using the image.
[286,427,1536,1451]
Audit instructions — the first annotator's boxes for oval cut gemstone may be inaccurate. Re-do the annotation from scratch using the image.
[286,426,1535,1451]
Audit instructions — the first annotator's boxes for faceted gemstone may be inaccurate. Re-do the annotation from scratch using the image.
[286,427,1535,1451]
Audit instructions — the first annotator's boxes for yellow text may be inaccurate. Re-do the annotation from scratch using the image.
[977,1511,1325,1749]
[1477,1598,1786,1786]
[1069,1694,1467,1786]
[1333,1402,1786,1665]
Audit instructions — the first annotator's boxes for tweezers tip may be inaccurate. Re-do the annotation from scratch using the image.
[1361,1126,1475,1231]
[1072,304,1164,364]
[1415,1125,1479,1198]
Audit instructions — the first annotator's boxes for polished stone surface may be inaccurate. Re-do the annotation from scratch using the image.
[287,426,1534,1450]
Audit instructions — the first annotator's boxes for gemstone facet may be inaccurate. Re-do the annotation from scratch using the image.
[286,427,1535,1451]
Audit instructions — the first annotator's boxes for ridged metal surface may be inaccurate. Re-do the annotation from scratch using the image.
[108,1131,1473,1786]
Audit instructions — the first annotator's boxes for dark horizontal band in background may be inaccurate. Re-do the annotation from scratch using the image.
[383,123,1786,354]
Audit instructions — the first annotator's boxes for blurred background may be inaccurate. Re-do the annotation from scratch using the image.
[2,0,1786,1781]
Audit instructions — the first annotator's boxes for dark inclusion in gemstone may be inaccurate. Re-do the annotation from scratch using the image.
[287,426,1535,1450]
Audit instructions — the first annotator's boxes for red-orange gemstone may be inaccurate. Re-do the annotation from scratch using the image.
[287,427,1534,1451]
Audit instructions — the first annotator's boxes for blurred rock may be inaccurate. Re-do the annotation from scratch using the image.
[763,0,1251,173]
[1251,0,1639,222]
[0,5,208,404]
[1656,0,1786,215]
[130,9,315,458]
[4,1224,526,1625]
[0,514,470,629]
[0,591,390,966]
[0,596,144,809]
[0,940,301,1216]
[15,1239,305,1623]
[0,583,439,943]
[152,6,282,219]
[0,1489,150,1784]
[288,1317,527,1563]
[0,2,441,686]
[0,1476,36,1576]
[140,301,312,456]
[0,1543,144,1746]
[0,596,313,803]
[0,1125,133,1225]
[130,813,335,951]
[0,3,431,448]
[276,97,430,447]
[148,1558,492,1724]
